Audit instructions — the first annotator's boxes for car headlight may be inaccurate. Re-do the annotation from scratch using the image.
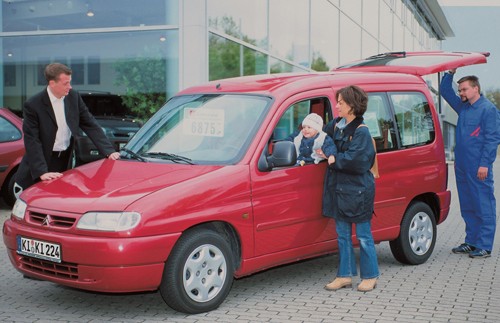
[77,211,141,231]
[12,199,27,220]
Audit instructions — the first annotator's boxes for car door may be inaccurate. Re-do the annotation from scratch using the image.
[250,91,337,257]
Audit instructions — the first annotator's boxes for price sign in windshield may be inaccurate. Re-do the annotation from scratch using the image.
[183,108,224,137]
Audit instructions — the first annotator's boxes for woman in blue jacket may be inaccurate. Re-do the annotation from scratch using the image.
[322,85,379,292]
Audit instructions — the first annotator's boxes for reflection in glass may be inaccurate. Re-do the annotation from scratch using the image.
[208,0,268,49]
[209,33,268,80]
[391,93,434,147]
[269,0,309,65]
[311,0,339,70]
[2,0,178,32]
[2,30,178,118]
[269,57,308,74]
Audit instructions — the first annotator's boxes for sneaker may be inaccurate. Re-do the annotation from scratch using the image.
[452,243,475,254]
[469,249,491,258]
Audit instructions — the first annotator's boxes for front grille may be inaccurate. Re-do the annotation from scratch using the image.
[29,211,76,228]
[20,256,78,280]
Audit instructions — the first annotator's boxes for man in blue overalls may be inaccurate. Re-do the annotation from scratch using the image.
[440,69,500,258]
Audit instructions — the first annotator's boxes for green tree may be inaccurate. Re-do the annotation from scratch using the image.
[311,52,330,71]
[485,89,500,109]
[114,47,167,120]
[209,16,267,80]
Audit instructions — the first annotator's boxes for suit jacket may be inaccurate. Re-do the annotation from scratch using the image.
[15,88,115,189]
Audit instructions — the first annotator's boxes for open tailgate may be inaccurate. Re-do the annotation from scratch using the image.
[333,51,489,76]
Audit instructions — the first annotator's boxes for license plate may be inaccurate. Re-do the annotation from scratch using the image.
[17,236,61,263]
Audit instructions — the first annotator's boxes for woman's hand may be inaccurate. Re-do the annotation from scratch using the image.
[328,155,335,165]
[315,148,326,159]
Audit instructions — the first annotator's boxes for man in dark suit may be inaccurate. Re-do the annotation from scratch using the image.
[14,63,120,197]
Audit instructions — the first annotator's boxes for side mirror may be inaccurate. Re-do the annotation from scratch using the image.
[258,141,297,172]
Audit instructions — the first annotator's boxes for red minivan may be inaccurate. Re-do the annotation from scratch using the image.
[2,51,488,314]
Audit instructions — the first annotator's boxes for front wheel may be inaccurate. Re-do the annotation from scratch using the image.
[389,201,436,265]
[160,228,234,314]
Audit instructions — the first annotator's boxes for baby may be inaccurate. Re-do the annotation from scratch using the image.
[285,113,336,165]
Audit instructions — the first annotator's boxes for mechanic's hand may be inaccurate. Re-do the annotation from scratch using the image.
[477,166,488,181]
[40,172,63,181]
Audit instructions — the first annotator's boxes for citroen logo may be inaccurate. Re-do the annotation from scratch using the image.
[42,215,51,226]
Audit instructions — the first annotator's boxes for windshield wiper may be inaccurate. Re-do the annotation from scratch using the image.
[120,148,147,162]
[142,152,194,165]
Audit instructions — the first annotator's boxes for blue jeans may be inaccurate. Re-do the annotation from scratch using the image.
[335,220,379,279]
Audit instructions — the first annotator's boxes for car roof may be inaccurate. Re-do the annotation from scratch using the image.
[176,71,424,97]
[176,51,488,97]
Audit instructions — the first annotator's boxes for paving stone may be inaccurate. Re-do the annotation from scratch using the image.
[1,161,499,322]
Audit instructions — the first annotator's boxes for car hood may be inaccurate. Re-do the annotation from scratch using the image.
[22,159,223,213]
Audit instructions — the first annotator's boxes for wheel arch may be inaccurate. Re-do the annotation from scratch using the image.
[408,192,440,223]
[178,221,242,272]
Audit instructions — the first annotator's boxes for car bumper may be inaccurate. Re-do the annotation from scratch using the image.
[3,219,181,293]
[437,190,451,224]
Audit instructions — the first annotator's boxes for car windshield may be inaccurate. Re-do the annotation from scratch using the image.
[125,94,270,164]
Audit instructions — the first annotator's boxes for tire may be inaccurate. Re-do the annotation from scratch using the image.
[389,201,436,265]
[3,172,17,207]
[160,228,234,314]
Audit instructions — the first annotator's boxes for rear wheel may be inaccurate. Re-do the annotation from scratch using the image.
[160,228,234,314]
[389,201,436,265]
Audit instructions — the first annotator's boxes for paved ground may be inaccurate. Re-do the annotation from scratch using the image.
[1,161,499,322]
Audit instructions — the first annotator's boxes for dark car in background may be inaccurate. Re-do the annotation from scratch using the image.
[75,91,142,166]
[0,107,25,206]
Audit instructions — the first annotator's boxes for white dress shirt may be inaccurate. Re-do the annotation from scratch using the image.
[47,87,71,151]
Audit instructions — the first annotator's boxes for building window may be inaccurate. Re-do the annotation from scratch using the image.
[88,56,101,85]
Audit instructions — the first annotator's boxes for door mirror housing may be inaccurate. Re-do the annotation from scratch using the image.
[258,141,297,171]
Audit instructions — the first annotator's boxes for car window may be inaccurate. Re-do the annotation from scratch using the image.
[272,97,332,141]
[366,93,397,153]
[128,94,270,164]
[390,92,435,148]
[0,116,21,143]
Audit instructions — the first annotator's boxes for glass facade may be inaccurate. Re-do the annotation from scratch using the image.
[1,0,444,118]
[1,0,179,118]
